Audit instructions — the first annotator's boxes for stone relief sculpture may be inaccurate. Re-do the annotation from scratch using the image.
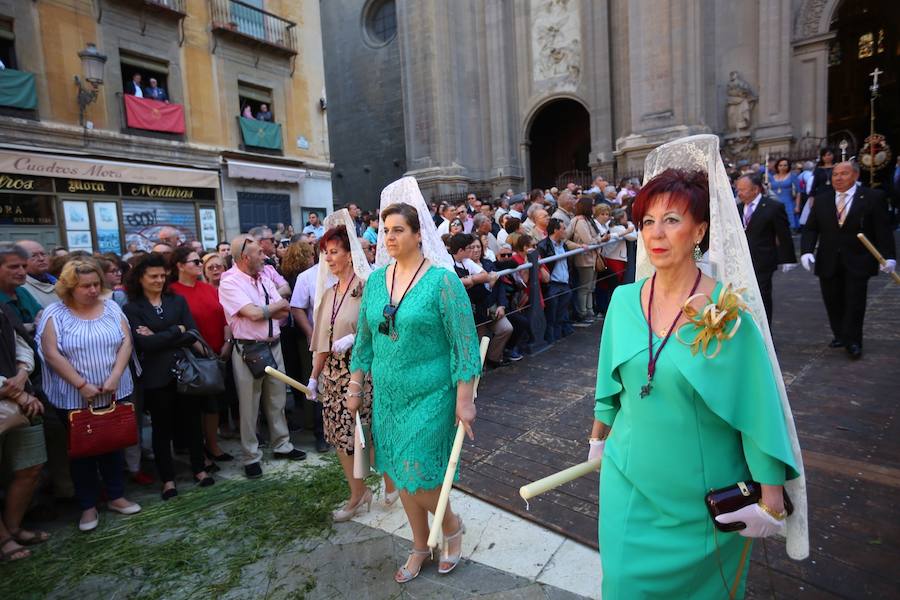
[532,0,581,84]
[726,71,757,134]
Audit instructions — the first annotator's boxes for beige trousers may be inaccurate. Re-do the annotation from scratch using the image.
[477,315,513,363]
[232,342,293,465]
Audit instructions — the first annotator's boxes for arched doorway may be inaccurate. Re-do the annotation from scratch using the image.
[528,99,591,190]
[827,1,900,186]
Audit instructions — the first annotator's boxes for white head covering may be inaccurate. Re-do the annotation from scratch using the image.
[638,134,809,561]
[313,209,373,312]
[375,176,454,271]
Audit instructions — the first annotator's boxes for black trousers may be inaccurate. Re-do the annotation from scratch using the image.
[755,268,774,326]
[819,264,870,347]
[144,381,205,482]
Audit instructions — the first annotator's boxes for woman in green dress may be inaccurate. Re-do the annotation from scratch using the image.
[588,157,805,598]
[348,183,482,584]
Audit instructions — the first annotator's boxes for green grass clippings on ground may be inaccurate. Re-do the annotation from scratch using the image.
[1,457,351,600]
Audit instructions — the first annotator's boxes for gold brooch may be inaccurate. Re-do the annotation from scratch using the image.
[675,284,748,359]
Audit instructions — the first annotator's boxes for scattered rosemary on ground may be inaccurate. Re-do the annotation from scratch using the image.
[1,458,352,599]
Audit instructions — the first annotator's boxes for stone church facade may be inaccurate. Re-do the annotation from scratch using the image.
[322,0,896,205]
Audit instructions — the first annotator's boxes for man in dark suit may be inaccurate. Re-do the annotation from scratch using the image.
[124,73,144,97]
[144,78,168,103]
[800,161,896,359]
[736,173,797,325]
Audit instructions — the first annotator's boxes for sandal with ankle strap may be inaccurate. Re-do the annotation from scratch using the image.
[9,528,50,546]
[394,547,432,583]
[438,516,466,575]
[0,537,31,562]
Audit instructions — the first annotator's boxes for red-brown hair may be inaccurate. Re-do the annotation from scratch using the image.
[319,225,350,252]
[631,169,710,251]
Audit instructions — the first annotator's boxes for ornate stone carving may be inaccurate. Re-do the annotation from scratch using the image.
[794,0,831,40]
[531,0,581,84]
[725,71,757,134]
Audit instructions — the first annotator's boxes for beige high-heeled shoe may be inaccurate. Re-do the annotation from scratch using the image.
[332,489,373,523]
[438,516,465,574]
[383,488,400,507]
[394,547,432,583]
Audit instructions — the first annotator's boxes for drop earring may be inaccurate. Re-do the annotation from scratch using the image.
[692,242,703,261]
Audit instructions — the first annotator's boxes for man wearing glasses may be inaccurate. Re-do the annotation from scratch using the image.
[219,235,306,478]
[19,240,58,309]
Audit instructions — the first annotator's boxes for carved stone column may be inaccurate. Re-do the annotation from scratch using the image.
[755,0,793,156]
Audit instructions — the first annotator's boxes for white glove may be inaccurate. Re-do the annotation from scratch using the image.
[306,377,318,402]
[800,253,815,272]
[587,440,605,461]
[881,259,896,274]
[779,263,798,273]
[715,503,785,538]
[331,333,355,354]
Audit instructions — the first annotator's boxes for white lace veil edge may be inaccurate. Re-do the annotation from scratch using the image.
[638,135,809,560]
[375,176,454,271]
[313,209,374,313]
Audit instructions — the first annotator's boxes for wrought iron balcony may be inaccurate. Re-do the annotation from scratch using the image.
[107,0,187,18]
[210,0,298,56]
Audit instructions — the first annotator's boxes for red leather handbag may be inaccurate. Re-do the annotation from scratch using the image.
[67,397,138,459]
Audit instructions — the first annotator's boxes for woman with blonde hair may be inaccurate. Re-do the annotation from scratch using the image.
[37,259,142,531]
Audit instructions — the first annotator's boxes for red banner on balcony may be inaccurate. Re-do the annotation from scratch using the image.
[124,95,186,134]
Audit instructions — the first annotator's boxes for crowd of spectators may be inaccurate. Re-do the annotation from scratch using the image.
[0,180,646,561]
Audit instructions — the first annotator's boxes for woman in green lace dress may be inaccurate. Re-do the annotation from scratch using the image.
[349,200,481,584]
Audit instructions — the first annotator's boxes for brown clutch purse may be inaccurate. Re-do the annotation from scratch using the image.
[705,481,793,532]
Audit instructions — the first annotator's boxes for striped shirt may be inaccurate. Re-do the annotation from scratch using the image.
[36,299,134,410]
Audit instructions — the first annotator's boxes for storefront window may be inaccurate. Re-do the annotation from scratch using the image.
[0,193,55,225]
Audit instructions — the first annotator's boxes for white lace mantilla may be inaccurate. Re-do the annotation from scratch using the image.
[375,177,455,272]
[639,135,809,561]
[313,209,373,313]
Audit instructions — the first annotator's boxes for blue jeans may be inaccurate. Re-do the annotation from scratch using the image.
[544,282,573,342]
[56,408,126,510]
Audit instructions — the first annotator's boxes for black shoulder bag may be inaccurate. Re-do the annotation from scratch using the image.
[239,284,278,379]
[173,329,226,396]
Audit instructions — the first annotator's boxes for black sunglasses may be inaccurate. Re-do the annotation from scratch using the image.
[378,304,398,335]
[240,238,251,257]
[184,258,202,266]
[498,252,512,258]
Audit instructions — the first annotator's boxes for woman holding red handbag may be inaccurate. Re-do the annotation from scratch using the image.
[37,259,142,532]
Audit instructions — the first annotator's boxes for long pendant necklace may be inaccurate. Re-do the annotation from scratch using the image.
[640,268,702,398]
[387,258,426,341]
[328,274,356,347]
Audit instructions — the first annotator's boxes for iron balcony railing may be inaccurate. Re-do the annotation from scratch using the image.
[143,0,186,13]
[210,0,298,55]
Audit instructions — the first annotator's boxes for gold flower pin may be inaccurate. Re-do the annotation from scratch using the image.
[676,284,748,359]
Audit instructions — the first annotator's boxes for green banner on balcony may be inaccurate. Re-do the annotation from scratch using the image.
[0,69,37,110]
[239,117,282,150]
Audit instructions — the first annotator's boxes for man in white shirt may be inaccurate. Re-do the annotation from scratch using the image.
[302,212,326,239]
[125,73,144,97]
[288,260,327,450]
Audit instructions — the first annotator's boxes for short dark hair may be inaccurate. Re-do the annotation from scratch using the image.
[449,233,474,255]
[503,217,521,234]
[632,168,710,252]
[512,234,534,253]
[380,203,421,233]
[547,218,564,236]
[819,146,835,161]
[217,241,230,250]
[124,253,170,301]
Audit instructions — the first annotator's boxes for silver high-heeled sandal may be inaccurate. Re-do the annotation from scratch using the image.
[438,516,465,574]
[332,489,373,523]
[394,547,432,583]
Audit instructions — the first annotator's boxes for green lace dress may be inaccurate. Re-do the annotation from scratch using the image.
[350,265,482,493]
[594,280,799,600]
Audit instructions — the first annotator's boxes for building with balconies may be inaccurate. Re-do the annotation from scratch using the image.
[0,0,331,251]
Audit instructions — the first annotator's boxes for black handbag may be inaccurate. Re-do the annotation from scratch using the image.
[705,480,794,532]
[239,341,277,379]
[173,330,226,396]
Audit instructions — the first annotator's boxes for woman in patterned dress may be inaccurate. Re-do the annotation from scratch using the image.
[310,225,376,521]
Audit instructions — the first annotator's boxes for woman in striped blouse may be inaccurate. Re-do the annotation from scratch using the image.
[37,259,142,532]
